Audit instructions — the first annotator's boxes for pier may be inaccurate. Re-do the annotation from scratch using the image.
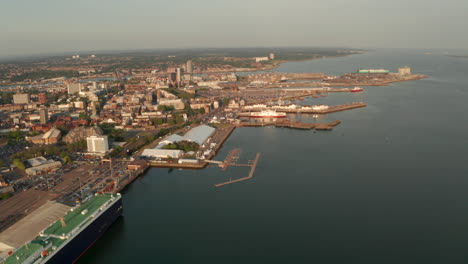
[240,102,367,115]
[237,120,341,130]
[214,153,261,187]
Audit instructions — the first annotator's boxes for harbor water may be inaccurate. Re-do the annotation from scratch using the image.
[79,49,468,263]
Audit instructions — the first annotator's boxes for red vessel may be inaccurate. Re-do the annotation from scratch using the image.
[351,87,364,92]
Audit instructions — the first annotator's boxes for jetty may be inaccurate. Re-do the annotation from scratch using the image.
[214,153,261,187]
[237,120,341,130]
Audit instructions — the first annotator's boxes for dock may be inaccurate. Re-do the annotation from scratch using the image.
[237,120,341,131]
[214,153,261,187]
[240,102,367,115]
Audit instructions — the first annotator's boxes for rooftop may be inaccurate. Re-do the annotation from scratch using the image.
[182,124,215,145]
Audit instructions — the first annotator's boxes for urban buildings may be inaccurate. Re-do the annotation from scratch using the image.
[38,93,47,104]
[27,128,61,145]
[64,126,103,144]
[13,93,30,105]
[176,68,183,86]
[67,83,81,94]
[255,57,269,63]
[39,108,48,124]
[87,136,109,153]
[186,60,193,73]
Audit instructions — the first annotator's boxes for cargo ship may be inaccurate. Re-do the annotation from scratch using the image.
[351,87,364,92]
[250,110,287,118]
[3,193,122,264]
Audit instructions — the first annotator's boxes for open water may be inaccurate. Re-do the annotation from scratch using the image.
[80,49,468,264]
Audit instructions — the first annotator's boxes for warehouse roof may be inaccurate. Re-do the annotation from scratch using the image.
[182,125,215,145]
[141,149,182,158]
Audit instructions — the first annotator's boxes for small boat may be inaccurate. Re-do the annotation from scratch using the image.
[351,87,364,92]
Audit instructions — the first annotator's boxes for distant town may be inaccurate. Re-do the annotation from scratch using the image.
[0,47,428,263]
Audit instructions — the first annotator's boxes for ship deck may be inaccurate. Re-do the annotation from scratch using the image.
[3,194,117,264]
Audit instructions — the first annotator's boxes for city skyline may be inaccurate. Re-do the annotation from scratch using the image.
[2,0,468,58]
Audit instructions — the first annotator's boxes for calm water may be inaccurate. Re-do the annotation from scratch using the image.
[80,49,468,264]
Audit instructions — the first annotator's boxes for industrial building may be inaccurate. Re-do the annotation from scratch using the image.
[87,136,109,153]
[25,159,62,176]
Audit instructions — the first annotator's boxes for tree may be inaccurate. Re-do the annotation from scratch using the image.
[62,155,72,164]
[13,159,25,170]
[167,119,176,125]
[0,159,4,168]
[157,105,175,112]
[199,107,205,114]
[222,98,229,106]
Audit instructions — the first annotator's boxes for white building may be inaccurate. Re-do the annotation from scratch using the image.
[13,93,30,104]
[398,66,411,75]
[67,83,82,95]
[87,136,109,153]
[141,149,183,159]
[255,57,269,63]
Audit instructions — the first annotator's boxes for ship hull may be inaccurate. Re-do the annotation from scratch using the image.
[45,197,123,264]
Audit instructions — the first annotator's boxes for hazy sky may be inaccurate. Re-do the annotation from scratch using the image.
[1,0,467,57]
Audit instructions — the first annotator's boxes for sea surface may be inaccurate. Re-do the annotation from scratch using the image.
[79,49,468,264]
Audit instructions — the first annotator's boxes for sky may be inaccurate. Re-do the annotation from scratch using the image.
[1,0,468,58]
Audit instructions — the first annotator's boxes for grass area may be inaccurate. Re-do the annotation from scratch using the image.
[4,242,42,264]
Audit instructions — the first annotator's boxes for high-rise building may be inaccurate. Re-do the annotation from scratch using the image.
[186,60,193,73]
[269,53,275,60]
[176,68,183,86]
[13,93,30,104]
[39,108,49,124]
[67,83,81,95]
[86,136,109,153]
[38,93,47,104]
[156,89,162,103]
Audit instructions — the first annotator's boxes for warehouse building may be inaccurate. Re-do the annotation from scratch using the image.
[25,160,62,176]
[156,125,216,148]
[141,149,182,159]
[182,125,215,145]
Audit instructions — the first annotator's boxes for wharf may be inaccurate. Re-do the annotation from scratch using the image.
[114,162,151,193]
[148,125,236,170]
[240,102,367,115]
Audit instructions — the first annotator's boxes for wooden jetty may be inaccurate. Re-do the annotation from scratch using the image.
[214,153,261,187]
